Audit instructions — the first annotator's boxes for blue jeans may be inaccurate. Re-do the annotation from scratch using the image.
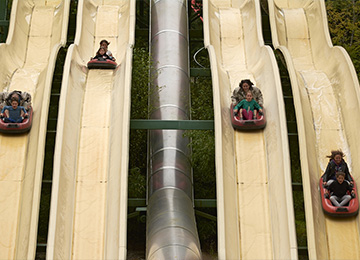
[3,117,23,123]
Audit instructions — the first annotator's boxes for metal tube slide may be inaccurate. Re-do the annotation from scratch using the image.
[46,0,135,259]
[0,0,70,259]
[146,0,202,259]
[268,0,360,259]
[203,0,297,259]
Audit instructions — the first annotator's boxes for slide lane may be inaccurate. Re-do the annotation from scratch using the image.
[204,0,297,259]
[0,1,69,259]
[46,0,135,259]
[268,0,360,259]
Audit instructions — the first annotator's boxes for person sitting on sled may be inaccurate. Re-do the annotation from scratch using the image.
[233,91,263,120]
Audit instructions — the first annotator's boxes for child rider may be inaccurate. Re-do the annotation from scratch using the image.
[233,91,263,120]
[326,171,355,207]
[1,97,28,123]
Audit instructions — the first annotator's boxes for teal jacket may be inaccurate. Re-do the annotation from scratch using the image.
[234,99,262,112]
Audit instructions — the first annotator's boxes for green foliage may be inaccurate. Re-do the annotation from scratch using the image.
[187,129,216,199]
[7,0,13,20]
[293,191,307,247]
[131,41,149,120]
[196,212,217,255]
[185,76,216,199]
[326,0,360,78]
[190,77,214,120]
[128,166,146,198]
[185,75,217,254]
[128,39,150,198]
[326,0,360,46]
[37,185,52,244]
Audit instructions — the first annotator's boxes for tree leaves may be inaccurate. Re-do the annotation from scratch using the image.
[327,0,360,78]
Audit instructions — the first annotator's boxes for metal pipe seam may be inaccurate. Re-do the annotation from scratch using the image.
[150,0,186,7]
[148,171,193,198]
[150,244,200,254]
[151,29,188,41]
[148,168,193,191]
[150,166,190,175]
[147,186,193,199]
[147,192,196,221]
[153,65,189,77]
[147,241,201,260]
[147,189,199,237]
[150,146,191,159]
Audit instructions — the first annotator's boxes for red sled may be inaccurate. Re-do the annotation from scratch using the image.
[87,59,117,70]
[0,107,33,134]
[319,176,359,217]
[230,104,266,130]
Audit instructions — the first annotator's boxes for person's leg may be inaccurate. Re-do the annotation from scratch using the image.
[248,110,253,120]
[339,195,352,206]
[239,108,244,119]
[4,117,15,123]
[242,109,253,120]
[330,195,341,207]
[253,109,257,119]
[242,109,250,120]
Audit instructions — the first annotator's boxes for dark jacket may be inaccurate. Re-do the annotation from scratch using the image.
[322,159,352,182]
[328,180,353,197]
[93,53,114,61]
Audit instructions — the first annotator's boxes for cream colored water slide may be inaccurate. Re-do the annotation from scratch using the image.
[0,0,69,259]
[268,0,360,259]
[203,0,297,259]
[46,0,135,259]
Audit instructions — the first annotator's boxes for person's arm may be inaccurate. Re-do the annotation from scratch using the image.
[21,107,28,117]
[231,87,240,105]
[109,55,115,61]
[234,100,243,113]
[106,50,116,61]
[346,182,355,195]
[253,100,262,112]
[325,182,333,196]
[1,106,10,117]
[323,162,333,184]
[253,87,264,106]
[258,92,263,107]
[344,163,353,183]
[3,108,9,118]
